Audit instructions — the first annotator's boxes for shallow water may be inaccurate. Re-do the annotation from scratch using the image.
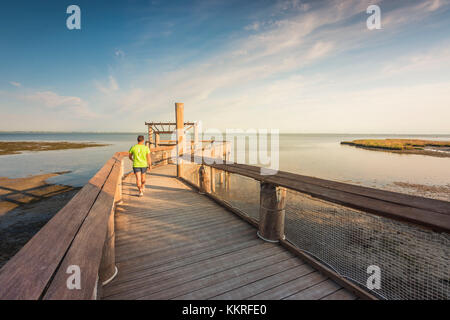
[0,133,449,199]
[276,134,450,189]
[0,133,144,187]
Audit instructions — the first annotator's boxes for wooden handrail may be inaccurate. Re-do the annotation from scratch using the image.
[0,155,122,299]
[151,146,176,152]
[178,167,377,300]
[0,147,172,300]
[43,157,122,299]
[180,152,449,300]
[185,155,450,233]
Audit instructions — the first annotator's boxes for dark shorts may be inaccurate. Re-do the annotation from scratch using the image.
[133,167,148,174]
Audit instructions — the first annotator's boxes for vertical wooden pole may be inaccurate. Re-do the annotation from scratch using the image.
[225,142,231,189]
[210,149,215,193]
[219,142,225,184]
[219,170,224,184]
[198,165,211,194]
[175,102,184,177]
[194,122,199,151]
[257,183,286,242]
[155,133,160,147]
[148,126,154,147]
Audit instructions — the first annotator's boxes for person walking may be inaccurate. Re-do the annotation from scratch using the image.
[129,135,151,197]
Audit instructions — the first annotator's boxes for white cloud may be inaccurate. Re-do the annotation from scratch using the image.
[276,0,311,12]
[115,49,125,57]
[9,81,21,87]
[381,45,450,76]
[244,22,260,31]
[7,0,445,132]
[22,91,97,119]
[382,0,450,28]
[423,0,448,12]
[96,75,119,94]
[106,0,378,116]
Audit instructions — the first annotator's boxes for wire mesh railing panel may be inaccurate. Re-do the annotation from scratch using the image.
[284,189,450,300]
[211,170,260,222]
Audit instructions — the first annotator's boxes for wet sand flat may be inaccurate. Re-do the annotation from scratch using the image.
[0,172,79,268]
[0,141,108,156]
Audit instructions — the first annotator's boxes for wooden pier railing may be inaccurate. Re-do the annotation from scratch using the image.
[187,156,450,233]
[0,141,448,300]
[179,149,450,300]
[0,147,174,300]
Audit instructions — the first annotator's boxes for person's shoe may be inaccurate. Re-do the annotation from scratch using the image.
[139,191,144,197]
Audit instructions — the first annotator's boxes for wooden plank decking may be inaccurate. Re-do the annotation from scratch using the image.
[102,164,356,300]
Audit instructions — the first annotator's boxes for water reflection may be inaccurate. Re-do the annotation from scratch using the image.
[0,133,449,197]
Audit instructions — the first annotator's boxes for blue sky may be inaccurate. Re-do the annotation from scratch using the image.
[1,0,450,133]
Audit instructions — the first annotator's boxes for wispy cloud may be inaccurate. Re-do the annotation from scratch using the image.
[96,75,119,94]
[244,22,260,31]
[382,0,450,27]
[9,81,21,87]
[3,0,450,132]
[104,0,382,115]
[115,49,125,58]
[381,44,450,77]
[22,90,97,119]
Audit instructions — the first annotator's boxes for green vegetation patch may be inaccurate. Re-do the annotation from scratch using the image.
[0,141,109,156]
[341,139,450,151]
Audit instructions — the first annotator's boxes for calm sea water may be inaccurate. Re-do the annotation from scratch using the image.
[0,133,449,198]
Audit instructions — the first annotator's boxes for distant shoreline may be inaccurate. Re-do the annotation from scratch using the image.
[0,141,109,156]
[341,139,450,158]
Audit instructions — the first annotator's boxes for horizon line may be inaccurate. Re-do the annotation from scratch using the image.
[0,131,449,135]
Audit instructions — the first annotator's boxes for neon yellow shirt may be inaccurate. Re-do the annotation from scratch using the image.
[129,144,150,168]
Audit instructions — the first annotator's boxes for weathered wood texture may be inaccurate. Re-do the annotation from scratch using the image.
[0,152,126,300]
[102,164,352,300]
[258,183,286,242]
[193,157,450,233]
[148,127,154,147]
[43,162,121,299]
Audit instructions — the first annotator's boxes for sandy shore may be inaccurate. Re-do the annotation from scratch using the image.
[0,172,79,268]
[386,181,450,202]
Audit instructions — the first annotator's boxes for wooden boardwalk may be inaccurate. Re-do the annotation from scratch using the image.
[102,164,356,300]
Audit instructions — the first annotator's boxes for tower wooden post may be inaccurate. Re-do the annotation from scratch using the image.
[175,102,184,177]
[225,142,231,189]
[148,126,154,147]
[219,142,225,184]
[210,148,215,193]
[257,183,286,242]
[198,165,211,194]
[194,122,199,151]
[155,133,160,147]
